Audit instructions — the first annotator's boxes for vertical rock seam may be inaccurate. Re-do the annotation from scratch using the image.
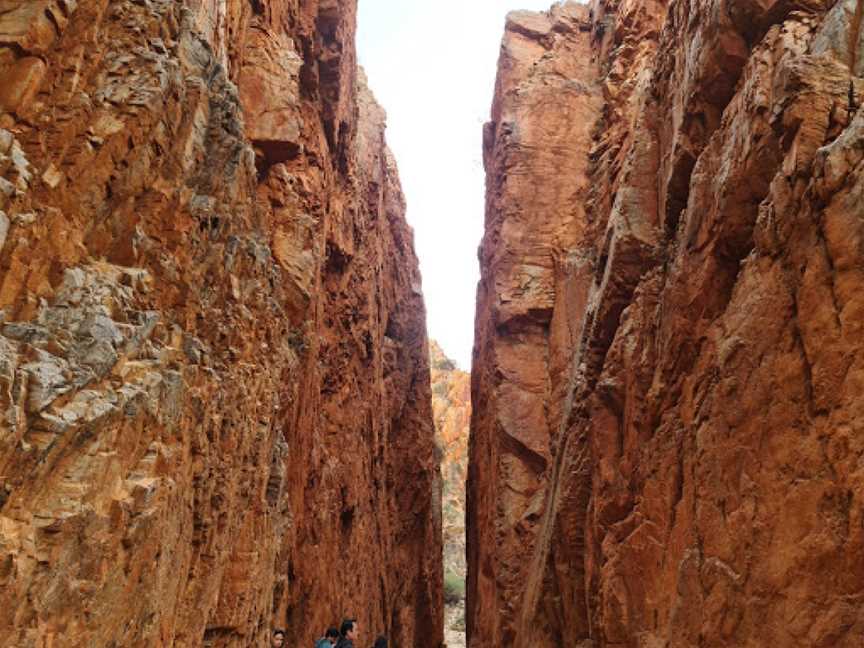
[470,0,864,646]
[0,2,443,647]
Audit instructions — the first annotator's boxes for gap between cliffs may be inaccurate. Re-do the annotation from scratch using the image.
[3,0,864,647]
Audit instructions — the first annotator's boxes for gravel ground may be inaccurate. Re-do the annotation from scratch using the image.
[444,601,466,648]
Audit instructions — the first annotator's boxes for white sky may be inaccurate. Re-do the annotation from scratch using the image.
[357,0,556,370]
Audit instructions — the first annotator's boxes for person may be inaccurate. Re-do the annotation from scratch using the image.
[336,618,359,648]
[315,627,340,647]
[372,636,387,648]
[271,629,286,647]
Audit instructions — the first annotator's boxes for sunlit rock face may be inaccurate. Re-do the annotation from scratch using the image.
[470,0,864,646]
[430,340,470,580]
[0,2,442,647]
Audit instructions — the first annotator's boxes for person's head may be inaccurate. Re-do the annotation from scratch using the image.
[271,629,285,648]
[340,618,358,640]
[325,627,340,644]
[373,636,387,648]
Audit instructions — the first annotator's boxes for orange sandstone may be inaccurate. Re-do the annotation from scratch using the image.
[469,1,864,646]
[0,1,442,647]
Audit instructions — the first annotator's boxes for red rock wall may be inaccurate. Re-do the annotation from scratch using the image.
[0,2,442,647]
[468,6,602,646]
[469,0,864,646]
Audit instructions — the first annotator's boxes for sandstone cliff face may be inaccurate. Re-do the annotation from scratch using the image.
[469,6,601,645]
[0,2,442,647]
[470,1,864,647]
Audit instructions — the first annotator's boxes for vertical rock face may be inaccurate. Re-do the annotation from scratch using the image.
[469,5,601,646]
[0,2,442,647]
[470,0,864,647]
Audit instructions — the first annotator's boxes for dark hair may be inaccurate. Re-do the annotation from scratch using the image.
[326,627,340,638]
[273,629,286,638]
[340,619,356,636]
[373,636,387,648]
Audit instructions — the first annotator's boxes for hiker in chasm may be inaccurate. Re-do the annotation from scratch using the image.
[335,619,359,648]
[270,629,286,647]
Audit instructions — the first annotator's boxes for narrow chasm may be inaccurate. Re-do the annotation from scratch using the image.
[4,0,864,647]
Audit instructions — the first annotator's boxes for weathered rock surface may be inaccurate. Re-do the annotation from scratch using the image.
[469,5,601,646]
[430,341,470,647]
[430,340,470,580]
[0,1,442,647]
[469,0,864,647]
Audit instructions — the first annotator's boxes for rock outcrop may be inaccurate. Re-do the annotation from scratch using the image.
[0,2,442,647]
[470,1,864,647]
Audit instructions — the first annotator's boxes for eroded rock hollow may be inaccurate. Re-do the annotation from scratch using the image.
[0,1,442,646]
[469,1,864,646]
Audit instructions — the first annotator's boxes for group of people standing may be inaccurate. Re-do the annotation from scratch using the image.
[270,619,388,648]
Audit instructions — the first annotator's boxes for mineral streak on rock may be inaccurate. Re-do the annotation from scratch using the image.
[0,1,442,647]
[470,0,864,646]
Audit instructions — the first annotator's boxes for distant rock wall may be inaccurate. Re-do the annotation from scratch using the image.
[469,0,864,646]
[0,2,442,647]
[430,340,470,580]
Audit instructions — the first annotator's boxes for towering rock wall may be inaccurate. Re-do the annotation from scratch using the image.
[468,6,601,646]
[0,2,442,647]
[470,0,864,646]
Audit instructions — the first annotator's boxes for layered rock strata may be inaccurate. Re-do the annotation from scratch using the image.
[0,2,442,647]
[469,1,864,646]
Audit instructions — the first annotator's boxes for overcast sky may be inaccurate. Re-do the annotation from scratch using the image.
[357,0,556,370]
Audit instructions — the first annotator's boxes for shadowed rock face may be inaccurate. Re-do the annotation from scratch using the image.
[470,0,864,646]
[0,2,442,647]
